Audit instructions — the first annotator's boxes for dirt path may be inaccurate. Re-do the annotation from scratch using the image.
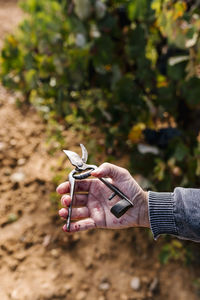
[0,1,199,300]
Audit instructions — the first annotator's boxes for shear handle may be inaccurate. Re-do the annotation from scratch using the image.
[99,178,133,206]
[73,168,95,180]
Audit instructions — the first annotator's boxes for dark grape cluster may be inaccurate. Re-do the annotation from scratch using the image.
[115,5,131,28]
[143,127,181,148]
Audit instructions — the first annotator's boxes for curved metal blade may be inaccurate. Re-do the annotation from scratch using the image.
[63,150,83,167]
[80,144,88,163]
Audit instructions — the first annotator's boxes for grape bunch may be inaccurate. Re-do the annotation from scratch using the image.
[143,127,181,148]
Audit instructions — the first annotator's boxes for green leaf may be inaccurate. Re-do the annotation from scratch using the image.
[128,0,148,21]
[24,69,37,89]
[174,143,188,162]
[181,78,200,107]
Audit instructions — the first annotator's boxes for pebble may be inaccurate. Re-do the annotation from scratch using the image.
[99,282,110,291]
[10,289,20,300]
[98,297,106,300]
[130,277,141,291]
[76,291,87,300]
[65,270,74,277]
[43,234,51,247]
[38,260,47,269]
[17,158,26,166]
[10,172,25,183]
[8,260,18,271]
[64,283,73,292]
[10,139,17,146]
[0,142,5,151]
[4,168,11,176]
[82,284,89,291]
[84,257,93,269]
[14,251,27,262]
[41,282,52,290]
[51,248,59,258]
[120,294,128,300]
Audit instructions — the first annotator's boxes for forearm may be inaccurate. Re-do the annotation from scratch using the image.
[148,188,200,242]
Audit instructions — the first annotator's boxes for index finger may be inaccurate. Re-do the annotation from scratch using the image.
[56,179,93,194]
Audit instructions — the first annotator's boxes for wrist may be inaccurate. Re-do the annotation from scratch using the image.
[143,191,150,228]
[138,191,150,228]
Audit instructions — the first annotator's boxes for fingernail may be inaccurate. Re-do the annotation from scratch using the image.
[61,196,68,206]
[56,183,66,193]
[56,185,62,193]
[59,208,67,217]
[63,224,70,233]
[62,224,67,232]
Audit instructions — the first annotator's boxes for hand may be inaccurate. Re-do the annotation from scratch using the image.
[57,163,150,233]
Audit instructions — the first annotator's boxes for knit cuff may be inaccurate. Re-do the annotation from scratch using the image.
[148,191,178,240]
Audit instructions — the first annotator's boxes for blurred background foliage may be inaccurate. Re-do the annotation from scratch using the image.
[1,0,200,191]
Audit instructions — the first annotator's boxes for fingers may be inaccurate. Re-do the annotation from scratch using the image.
[59,207,89,219]
[91,162,129,181]
[62,218,96,233]
[56,179,93,195]
[61,194,88,207]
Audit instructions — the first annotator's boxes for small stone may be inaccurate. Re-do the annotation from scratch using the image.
[8,260,18,271]
[4,168,11,176]
[99,282,110,291]
[64,283,73,292]
[98,297,106,300]
[50,273,58,280]
[84,257,93,269]
[76,291,87,300]
[10,139,17,146]
[130,277,141,291]
[14,251,27,262]
[10,172,25,183]
[149,277,159,293]
[0,142,5,151]
[43,234,51,247]
[17,158,26,166]
[39,261,47,269]
[82,284,89,291]
[120,294,128,300]
[10,289,19,300]
[100,276,109,283]
[51,248,59,258]
[63,269,74,277]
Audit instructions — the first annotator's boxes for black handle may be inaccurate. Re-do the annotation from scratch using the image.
[110,199,133,218]
[73,168,94,180]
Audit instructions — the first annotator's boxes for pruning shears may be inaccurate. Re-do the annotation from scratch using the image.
[63,144,134,231]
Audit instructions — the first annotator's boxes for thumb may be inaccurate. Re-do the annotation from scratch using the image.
[91,162,126,180]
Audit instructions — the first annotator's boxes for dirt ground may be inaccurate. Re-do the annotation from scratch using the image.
[0,1,200,300]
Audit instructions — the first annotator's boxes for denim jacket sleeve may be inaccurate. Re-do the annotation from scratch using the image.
[148,188,200,242]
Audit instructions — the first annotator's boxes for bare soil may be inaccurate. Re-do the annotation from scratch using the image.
[0,1,199,300]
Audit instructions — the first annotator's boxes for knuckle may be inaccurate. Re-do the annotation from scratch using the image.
[101,162,111,168]
[121,167,130,176]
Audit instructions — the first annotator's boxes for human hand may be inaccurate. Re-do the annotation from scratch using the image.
[57,163,150,233]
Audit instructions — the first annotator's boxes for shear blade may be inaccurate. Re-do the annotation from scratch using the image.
[80,144,88,163]
[63,150,83,167]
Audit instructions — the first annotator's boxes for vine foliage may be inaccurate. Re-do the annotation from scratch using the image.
[1,0,200,190]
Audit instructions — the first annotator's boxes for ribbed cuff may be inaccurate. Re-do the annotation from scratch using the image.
[148,191,178,240]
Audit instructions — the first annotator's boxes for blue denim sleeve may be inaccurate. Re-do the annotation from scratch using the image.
[148,188,200,242]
